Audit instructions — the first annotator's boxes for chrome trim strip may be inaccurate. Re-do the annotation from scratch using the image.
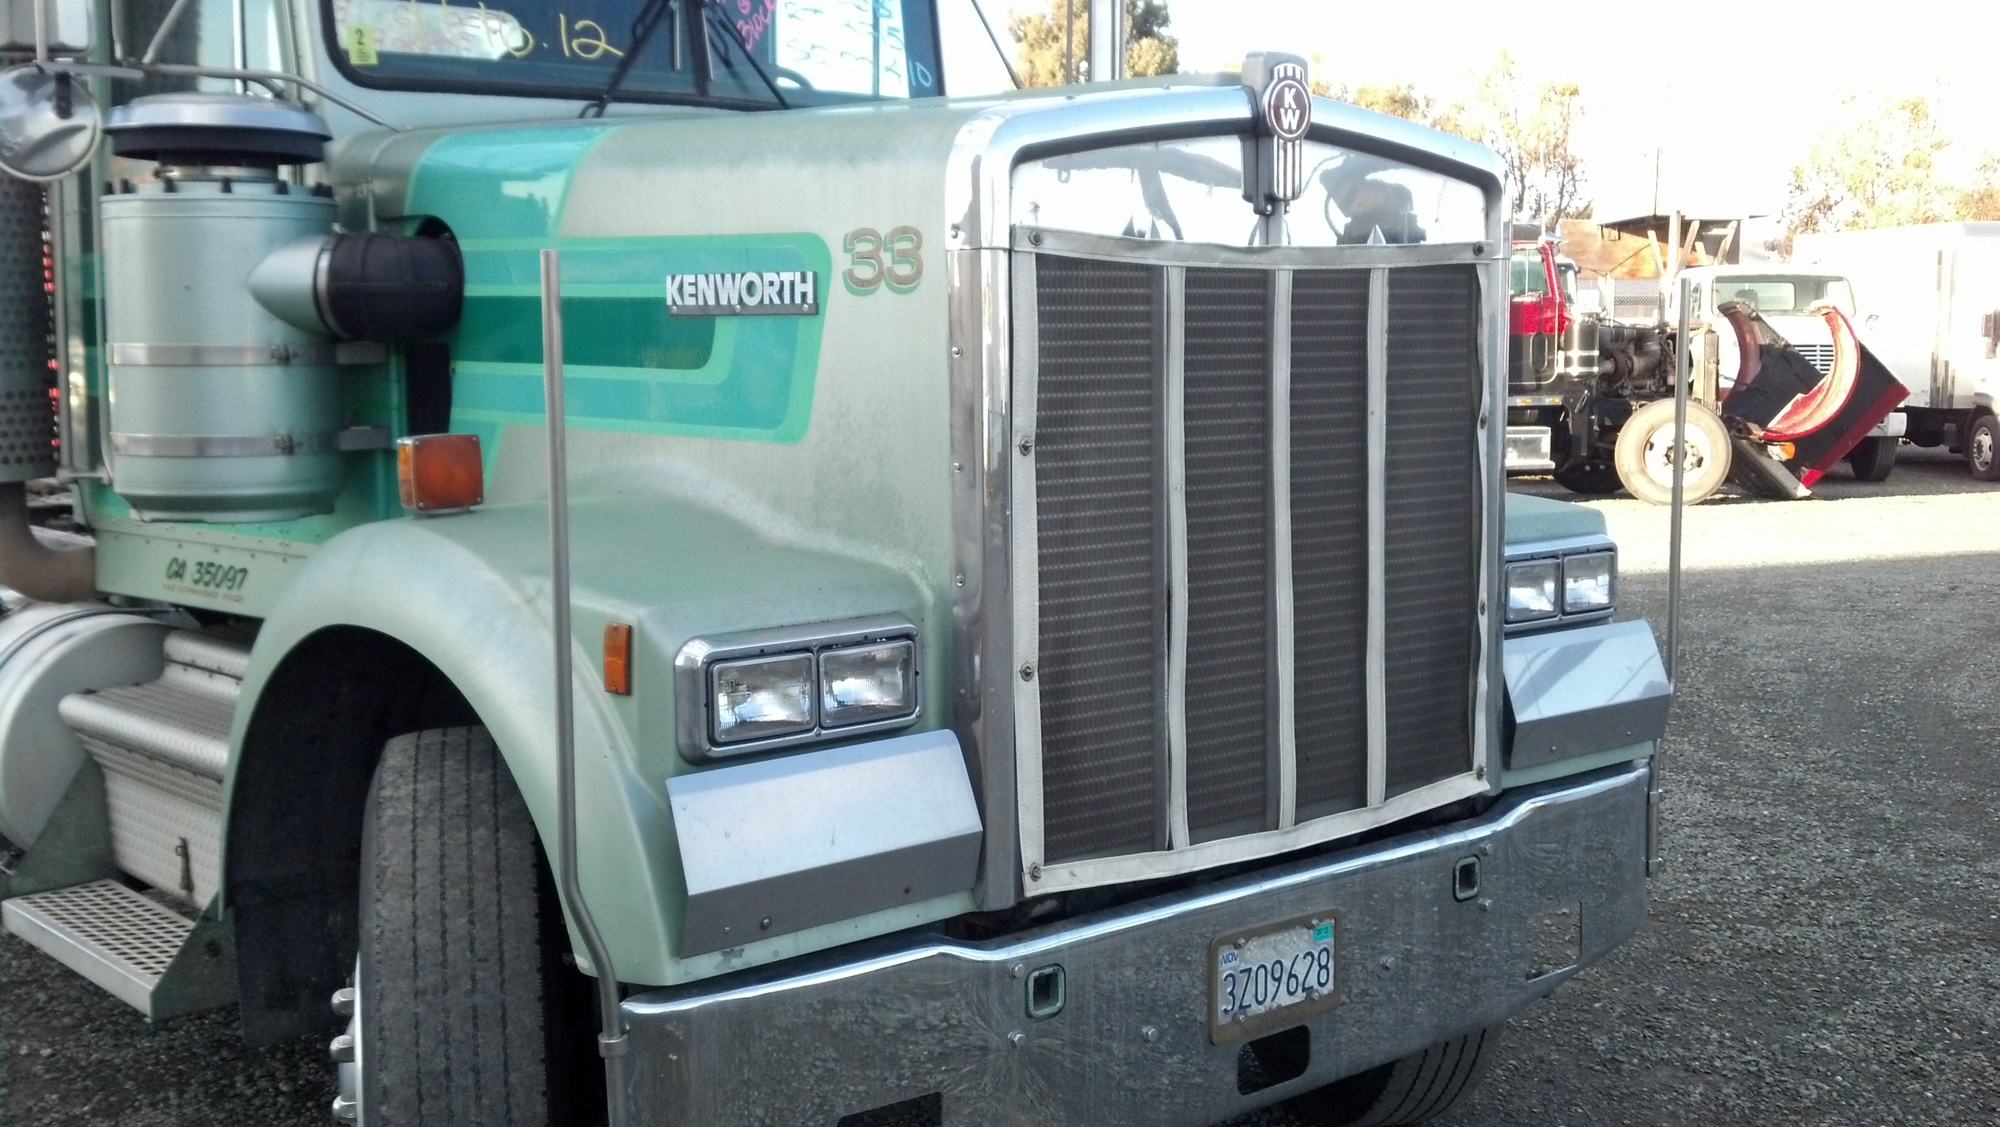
[1163,265,1191,851]
[1009,249,1047,889]
[948,247,1019,910]
[1013,227,1494,270]
[109,431,338,457]
[1365,268,1389,809]
[1270,269,1297,830]
[671,615,922,761]
[1037,767,1494,892]
[1476,217,1508,797]
[107,342,336,367]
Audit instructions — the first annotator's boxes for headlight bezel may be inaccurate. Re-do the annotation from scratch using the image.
[676,614,922,761]
[1503,536,1617,632]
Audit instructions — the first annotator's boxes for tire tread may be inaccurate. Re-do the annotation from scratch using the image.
[362,727,551,1126]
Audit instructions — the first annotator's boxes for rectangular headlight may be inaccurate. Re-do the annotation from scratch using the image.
[710,653,815,744]
[1562,552,1615,614]
[1504,559,1560,623]
[819,640,917,728]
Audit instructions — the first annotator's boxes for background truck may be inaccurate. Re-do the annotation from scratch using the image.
[1793,222,2000,478]
[1509,237,1904,502]
[0,2,1673,1125]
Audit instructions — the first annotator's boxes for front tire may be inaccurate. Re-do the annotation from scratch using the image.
[1278,1026,1502,1126]
[1845,435,1898,482]
[352,727,596,1126]
[1614,399,1731,505]
[1967,414,2000,481]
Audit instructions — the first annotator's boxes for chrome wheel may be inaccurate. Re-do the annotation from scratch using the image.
[1639,421,1716,490]
[330,961,364,1123]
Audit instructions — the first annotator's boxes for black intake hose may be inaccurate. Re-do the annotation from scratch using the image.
[317,233,463,341]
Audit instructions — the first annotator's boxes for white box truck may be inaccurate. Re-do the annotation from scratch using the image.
[1793,223,2000,478]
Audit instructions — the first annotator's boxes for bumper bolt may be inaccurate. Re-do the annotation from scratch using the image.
[1007,1030,1026,1048]
[1142,1025,1160,1043]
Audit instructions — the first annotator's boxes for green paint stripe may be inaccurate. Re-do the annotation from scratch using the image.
[453,406,795,444]
[457,360,731,387]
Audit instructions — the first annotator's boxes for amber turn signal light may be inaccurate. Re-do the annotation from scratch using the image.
[603,623,633,695]
[396,434,484,515]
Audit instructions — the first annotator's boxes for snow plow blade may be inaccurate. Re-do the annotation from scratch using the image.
[1717,302,1910,491]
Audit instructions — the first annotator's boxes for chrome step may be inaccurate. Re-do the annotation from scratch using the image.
[1,878,236,1019]
[57,628,250,909]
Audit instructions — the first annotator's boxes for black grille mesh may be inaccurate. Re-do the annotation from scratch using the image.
[1288,271,1371,820]
[1030,254,1481,864]
[1384,266,1481,794]
[1182,269,1275,842]
[1033,256,1165,862]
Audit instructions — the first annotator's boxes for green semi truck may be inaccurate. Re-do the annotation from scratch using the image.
[0,1,1672,1123]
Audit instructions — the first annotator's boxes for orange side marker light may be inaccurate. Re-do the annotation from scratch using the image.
[603,623,633,695]
[396,434,484,515]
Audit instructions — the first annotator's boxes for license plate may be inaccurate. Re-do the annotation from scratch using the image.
[1208,912,1341,1044]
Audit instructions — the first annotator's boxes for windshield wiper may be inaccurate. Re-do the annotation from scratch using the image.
[696,0,790,110]
[580,0,676,118]
[580,0,789,117]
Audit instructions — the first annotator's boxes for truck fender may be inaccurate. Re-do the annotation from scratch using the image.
[222,513,672,1041]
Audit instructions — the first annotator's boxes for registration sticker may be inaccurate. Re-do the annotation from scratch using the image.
[1208,912,1342,1044]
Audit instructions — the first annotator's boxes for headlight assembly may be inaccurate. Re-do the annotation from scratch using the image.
[710,653,816,745]
[1504,559,1560,624]
[1562,552,1615,614]
[1503,542,1616,629]
[677,616,921,760]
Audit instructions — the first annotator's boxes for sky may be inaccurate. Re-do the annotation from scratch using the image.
[944,0,2000,223]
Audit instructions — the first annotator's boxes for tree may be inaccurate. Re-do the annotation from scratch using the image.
[1448,53,1591,227]
[1959,155,2000,222]
[1778,95,1955,252]
[1011,0,1178,87]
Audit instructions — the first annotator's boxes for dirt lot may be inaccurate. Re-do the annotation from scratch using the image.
[5,450,1999,1125]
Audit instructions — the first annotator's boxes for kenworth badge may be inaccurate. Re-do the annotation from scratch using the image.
[1240,51,1313,215]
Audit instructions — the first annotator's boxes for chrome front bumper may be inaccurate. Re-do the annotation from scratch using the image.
[619,763,1650,1127]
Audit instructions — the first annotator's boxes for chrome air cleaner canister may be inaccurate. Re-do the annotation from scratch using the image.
[100,94,339,522]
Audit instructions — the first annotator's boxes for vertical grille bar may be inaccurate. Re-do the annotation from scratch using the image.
[1383,265,1482,795]
[1269,270,1296,829]
[1032,255,1167,862]
[1365,269,1389,807]
[1181,268,1274,842]
[1288,269,1370,820]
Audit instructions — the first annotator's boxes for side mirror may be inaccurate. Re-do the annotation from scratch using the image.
[3,0,91,56]
[0,63,100,181]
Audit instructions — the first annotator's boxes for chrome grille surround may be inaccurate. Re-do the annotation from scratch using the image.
[945,90,1508,906]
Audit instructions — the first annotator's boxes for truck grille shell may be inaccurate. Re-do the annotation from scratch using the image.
[1016,243,1491,886]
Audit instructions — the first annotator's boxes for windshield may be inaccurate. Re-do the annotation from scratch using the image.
[1509,249,1548,296]
[327,0,942,106]
[1714,275,1855,316]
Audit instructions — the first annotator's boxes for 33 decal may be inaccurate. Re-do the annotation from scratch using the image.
[844,226,923,295]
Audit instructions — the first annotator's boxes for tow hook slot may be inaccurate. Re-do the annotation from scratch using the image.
[1453,855,1482,902]
[1025,963,1065,1020]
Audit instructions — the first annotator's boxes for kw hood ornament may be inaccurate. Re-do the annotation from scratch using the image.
[1240,51,1313,216]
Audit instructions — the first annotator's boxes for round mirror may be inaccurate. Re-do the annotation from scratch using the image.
[0,64,101,183]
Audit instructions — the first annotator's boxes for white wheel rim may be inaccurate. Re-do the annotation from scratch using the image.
[1641,421,1715,489]
[1974,427,1994,473]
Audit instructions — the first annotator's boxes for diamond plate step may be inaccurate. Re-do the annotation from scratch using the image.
[56,629,249,908]
[1,878,236,1019]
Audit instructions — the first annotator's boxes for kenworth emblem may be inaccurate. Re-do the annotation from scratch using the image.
[667,270,820,316]
[1241,51,1313,215]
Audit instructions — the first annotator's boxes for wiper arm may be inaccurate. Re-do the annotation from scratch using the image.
[579,0,676,119]
[696,0,790,110]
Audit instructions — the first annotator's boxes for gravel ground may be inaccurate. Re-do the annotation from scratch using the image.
[5,448,1999,1125]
